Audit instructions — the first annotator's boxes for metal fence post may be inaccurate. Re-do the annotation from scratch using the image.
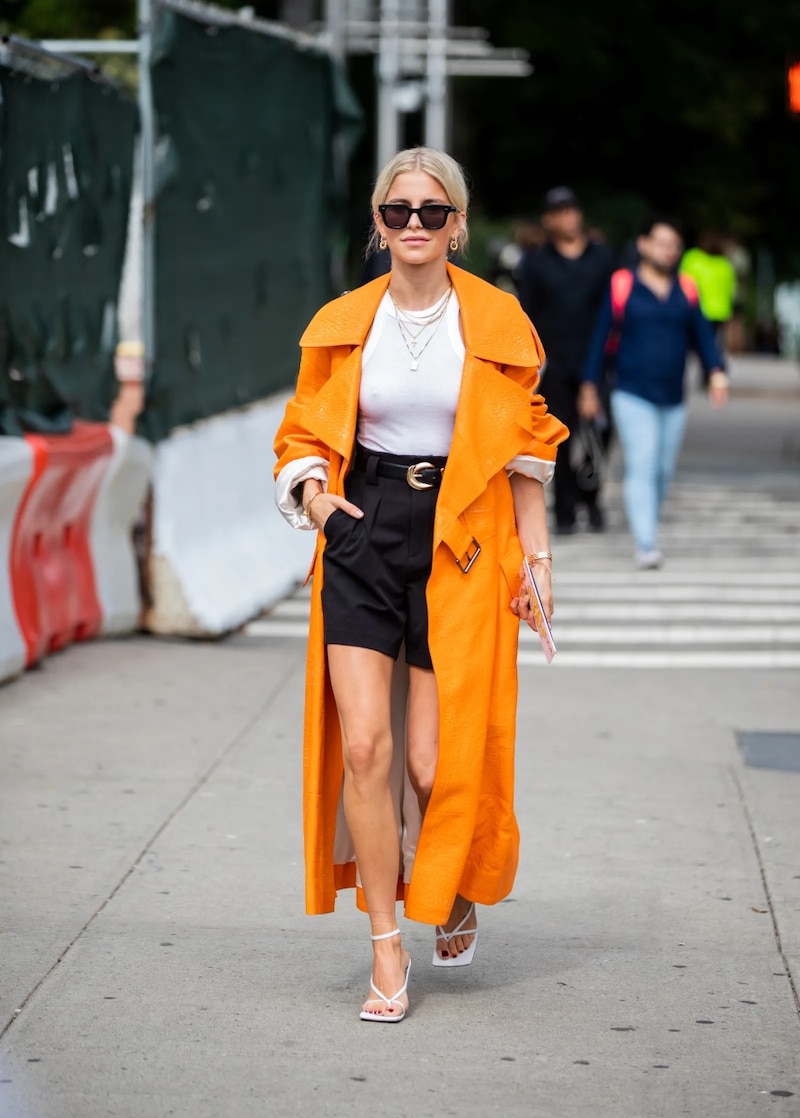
[424,0,448,151]
[377,0,402,170]
[138,0,156,388]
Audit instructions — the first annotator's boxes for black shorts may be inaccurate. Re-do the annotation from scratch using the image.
[321,447,446,670]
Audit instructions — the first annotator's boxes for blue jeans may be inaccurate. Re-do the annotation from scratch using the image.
[610,389,688,552]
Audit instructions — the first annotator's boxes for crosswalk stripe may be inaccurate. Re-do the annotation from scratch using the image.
[245,618,800,647]
[262,583,800,609]
[553,604,800,621]
[555,589,800,602]
[266,601,800,621]
[518,651,800,669]
[553,572,800,585]
[246,620,308,640]
[540,625,800,644]
[247,474,799,668]
[263,599,313,618]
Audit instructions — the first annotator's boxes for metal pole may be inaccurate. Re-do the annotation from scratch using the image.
[38,39,139,53]
[324,0,347,290]
[137,0,156,386]
[377,0,401,171]
[322,0,344,58]
[424,0,447,150]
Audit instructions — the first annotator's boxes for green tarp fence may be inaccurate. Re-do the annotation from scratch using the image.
[138,3,364,442]
[0,39,137,437]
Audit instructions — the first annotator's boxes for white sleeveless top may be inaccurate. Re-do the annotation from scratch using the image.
[357,290,464,456]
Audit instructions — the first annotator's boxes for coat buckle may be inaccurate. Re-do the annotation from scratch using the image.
[455,538,481,573]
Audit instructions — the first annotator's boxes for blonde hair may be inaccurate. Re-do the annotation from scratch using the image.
[367,146,470,258]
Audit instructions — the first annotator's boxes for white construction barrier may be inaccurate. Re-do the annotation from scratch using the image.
[0,438,34,685]
[90,426,154,635]
[144,394,314,636]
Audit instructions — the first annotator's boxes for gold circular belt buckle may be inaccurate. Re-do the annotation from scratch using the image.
[406,461,437,490]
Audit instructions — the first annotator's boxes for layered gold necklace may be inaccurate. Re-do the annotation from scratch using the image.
[388,286,453,371]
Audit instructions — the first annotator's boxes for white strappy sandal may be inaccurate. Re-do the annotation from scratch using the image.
[432,901,479,968]
[360,928,411,1023]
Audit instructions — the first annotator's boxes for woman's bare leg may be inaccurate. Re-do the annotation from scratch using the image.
[327,644,409,1017]
[407,666,477,961]
[406,665,439,815]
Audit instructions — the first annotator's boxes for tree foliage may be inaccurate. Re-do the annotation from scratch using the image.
[2,0,798,276]
[0,0,135,38]
[453,0,800,276]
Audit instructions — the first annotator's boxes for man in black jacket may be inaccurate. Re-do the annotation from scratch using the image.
[515,186,615,533]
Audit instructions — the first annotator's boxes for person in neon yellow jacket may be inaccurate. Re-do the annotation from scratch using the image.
[679,230,737,383]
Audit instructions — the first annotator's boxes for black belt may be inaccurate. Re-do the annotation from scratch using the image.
[353,446,447,491]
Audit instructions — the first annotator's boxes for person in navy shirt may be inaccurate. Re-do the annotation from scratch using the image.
[515,186,616,535]
[579,215,729,569]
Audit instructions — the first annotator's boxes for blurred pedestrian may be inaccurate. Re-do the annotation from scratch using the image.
[500,221,547,294]
[618,236,640,270]
[721,232,751,353]
[579,215,729,569]
[515,186,616,534]
[274,146,567,1023]
[486,222,546,294]
[486,233,521,293]
[516,219,547,256]
[679,229,738,380]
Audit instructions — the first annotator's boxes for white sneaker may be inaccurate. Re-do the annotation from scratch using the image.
[635,548,663,570]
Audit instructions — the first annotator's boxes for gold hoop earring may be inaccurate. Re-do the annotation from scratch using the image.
[449,236,459,253]
[379,236,388,250]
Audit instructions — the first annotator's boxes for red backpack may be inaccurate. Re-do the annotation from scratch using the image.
[604,268,699,355]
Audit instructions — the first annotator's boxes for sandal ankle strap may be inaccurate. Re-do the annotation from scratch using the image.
[370,928,401,941]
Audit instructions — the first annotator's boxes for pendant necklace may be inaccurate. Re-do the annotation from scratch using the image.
[389,286,452,371]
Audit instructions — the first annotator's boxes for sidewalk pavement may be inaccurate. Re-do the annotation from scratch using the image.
[0,356,798,1118]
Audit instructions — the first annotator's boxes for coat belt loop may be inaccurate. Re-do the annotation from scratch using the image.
[455,538,481,574]
[442,519,481,573]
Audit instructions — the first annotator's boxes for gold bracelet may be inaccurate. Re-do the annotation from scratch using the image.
[304,490,323,520]
[526,551,553,565]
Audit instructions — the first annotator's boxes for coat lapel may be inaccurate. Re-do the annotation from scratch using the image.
[436,266,543,545]
[299,276,390,463]
[301,347,362,463]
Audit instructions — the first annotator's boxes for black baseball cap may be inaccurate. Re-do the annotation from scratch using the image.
[543,186,580,212]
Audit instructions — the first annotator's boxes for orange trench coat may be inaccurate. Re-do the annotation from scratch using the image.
[274,263,568,926]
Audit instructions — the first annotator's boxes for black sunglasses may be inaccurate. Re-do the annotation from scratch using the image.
[378,204,458,231]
